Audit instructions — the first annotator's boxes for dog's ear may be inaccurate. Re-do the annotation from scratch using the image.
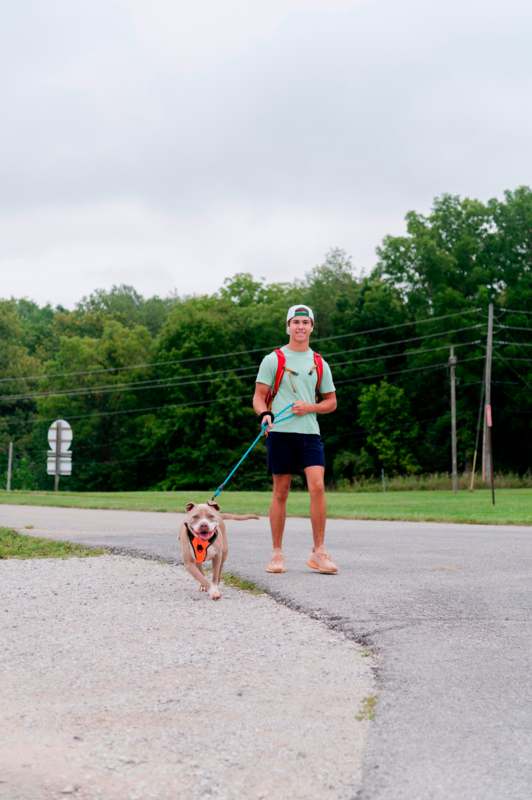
[185,502,195,512]
[207,500,220,511]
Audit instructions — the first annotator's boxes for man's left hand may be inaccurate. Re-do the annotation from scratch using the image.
[292,401,315,416]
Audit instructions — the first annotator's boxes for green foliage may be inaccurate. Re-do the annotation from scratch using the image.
[358,381,420,475]
[0,186,530,489]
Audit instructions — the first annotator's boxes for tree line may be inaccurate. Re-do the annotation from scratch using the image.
[1,187,530,491]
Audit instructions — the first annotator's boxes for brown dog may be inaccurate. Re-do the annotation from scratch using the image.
[179,501,259,600]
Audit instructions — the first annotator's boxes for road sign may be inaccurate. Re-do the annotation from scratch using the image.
[47,453,72,476]
[48,419,73,452]
[47,420,73,486]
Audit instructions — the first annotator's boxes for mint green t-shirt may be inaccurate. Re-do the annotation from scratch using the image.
[255,346,335,434]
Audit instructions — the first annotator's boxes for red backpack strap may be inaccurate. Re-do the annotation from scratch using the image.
[313,352,324,395]
[265,348,286,408]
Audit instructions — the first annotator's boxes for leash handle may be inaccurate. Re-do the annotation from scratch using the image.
[266,402,293,421]
[267,402,295,428]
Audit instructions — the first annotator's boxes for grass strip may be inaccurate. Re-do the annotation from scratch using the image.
[0,528,106,560]
[1,489,531,525]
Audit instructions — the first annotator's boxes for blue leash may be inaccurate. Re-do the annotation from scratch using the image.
[211,403,294,500]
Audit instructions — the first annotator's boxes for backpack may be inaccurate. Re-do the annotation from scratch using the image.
[265,348,324,408]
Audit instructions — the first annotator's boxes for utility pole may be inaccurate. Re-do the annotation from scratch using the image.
[449,347,458,492]
[482,302,495,505]
[54,420,62,492]
[469,369,485,492]
[6,441,13,491]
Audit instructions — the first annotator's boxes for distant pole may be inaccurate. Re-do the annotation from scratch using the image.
[482,303,495,505]
[381,468,386,492]
[449,347,458,492]
[469,370,485,492]
[54,421,62,492]
[6,441,13,491]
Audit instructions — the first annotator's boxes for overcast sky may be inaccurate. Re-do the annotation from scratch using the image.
[1,0,531,308]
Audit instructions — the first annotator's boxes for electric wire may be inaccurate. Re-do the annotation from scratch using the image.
[495,340,532,347]
[328,339,481,371]
[26,355,485,424]
[493,353,531,389]
[11,404,465,465]
[0,327,483,403]
[500,308,532,317]
[324,355,485,387]
[0,308,482,385]
[495,356,532,363]
[496,324,532,333]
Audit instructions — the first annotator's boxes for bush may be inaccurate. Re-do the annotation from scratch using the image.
[332,471,532,492]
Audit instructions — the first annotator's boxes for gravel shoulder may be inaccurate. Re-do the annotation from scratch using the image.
[1,555,375,800]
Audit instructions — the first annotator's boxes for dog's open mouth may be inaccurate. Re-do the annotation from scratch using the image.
[193,529,216,540]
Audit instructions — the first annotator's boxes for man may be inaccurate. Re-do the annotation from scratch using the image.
[253,304,338,574]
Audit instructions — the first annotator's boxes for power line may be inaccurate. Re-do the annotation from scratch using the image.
[500,308,532,317]
[329,339,481,370]
[0,308,482,385]
[1,369,258,402]
[0,325,483,403]
[32,393,253,422]
[318,356,485,388]
[323,323,482,358]
[495,340,532,347]
[12,339,482,412]
[26,355,485,424]
[497,356,532,363]
[1,340,482,403]
[496,324,532,333]
[494,353,531,389]
[18,407,462,465]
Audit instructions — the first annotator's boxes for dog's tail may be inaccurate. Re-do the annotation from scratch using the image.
[221,513,260,520]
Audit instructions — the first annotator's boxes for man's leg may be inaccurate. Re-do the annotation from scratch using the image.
[305,465,338,573]
[304,465,326,550]
[266,473,291,572]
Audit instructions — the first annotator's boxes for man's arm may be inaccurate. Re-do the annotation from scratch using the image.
[292,391,337,417]
[253,383,274,427]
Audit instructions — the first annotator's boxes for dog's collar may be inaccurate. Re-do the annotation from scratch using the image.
[185,523,218,563]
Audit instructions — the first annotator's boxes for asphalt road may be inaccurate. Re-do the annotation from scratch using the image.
[3,504,532,800]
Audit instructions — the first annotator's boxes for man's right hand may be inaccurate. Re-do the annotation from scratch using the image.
[259,412,274,431]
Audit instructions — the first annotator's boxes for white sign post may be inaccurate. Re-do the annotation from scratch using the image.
[47,420,73,490]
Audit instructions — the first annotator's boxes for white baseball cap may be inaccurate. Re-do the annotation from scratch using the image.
[286,304,314,323]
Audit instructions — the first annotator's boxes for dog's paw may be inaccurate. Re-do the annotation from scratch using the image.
[209,584,222,601]
[199,585,208,592]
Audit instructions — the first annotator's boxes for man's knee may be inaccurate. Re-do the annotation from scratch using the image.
[273,487,290,503]
[272,477,291,503]
[307,477,325,497]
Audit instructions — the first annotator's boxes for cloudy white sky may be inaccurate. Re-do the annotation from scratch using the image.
[1,0,531,307]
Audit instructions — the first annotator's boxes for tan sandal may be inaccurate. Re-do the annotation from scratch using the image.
[307,550,338,574]
[265,552,286,573]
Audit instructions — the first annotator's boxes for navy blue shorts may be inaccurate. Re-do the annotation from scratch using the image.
[266,432,325,475]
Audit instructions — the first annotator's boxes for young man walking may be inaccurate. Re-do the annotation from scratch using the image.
[253,304,338,574]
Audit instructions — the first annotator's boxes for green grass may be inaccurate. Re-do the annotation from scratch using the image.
[0,488,531,525]
[222,572,264,594]
[356,695,378,722]
[0,528,106,559]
